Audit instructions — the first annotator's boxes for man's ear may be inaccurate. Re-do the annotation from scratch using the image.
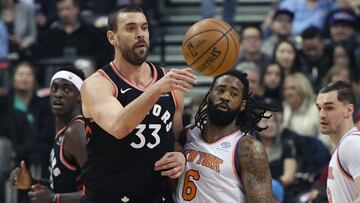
[107,31,117,46]
[345,103,354,119]
[240,100,247,111]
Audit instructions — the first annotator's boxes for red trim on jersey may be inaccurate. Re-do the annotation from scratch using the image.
[336,150,353,181]
[54,115,83,139]
[161,68,178,109]
[55,127,67,139]
[85,125,93,144]
[60,118,84,171]
[76,174,83,190]
[97,69,118,98]
[109,61,158,91]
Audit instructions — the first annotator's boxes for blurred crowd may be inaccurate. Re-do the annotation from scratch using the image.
[0,0,360,202]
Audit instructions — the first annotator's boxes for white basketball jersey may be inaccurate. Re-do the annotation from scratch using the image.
[327,127,360,203]
[176,126,247,203]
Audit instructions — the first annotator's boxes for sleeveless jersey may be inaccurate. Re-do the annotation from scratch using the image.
[327,127,360,203]
[49,115,83,193]
[82,62,176,203]
[176,126,247,203]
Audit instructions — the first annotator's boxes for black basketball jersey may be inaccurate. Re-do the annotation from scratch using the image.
[49,115,83,193]
[82,62,176,203]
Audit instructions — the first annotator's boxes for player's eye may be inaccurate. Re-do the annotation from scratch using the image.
[127,25,136,32]
[64,87,71,93]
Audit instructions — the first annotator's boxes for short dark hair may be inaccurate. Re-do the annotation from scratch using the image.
[108,4,144,32]
[58,66,85,81]
[301,26,323,40]
[319,81,355,105]
[240,24,262,40]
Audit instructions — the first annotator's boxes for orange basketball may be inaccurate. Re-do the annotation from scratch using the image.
[182,18,240,76]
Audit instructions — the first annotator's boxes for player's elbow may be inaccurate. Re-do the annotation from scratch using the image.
[92,112,131,139]
[111,125,132,139]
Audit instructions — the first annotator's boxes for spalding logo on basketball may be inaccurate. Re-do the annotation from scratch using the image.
[182,18,240,76]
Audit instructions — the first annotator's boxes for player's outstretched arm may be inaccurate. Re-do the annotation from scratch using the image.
[238,137,279,203]
[81,68,196,139]
[28,184,81,203]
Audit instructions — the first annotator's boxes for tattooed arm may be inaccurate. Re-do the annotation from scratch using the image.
[237,136,278,203]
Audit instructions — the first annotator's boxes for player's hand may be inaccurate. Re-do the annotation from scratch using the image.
[154,152,186,179]
[9,160,32,190]
[156,68,197,93]
[28,184,54,203]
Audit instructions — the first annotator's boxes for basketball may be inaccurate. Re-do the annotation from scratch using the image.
[182,18,240,76]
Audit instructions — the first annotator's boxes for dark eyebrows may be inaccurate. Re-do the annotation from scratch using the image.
[316,101,335,107]
[323,102,335,106]
[124,22,148,27]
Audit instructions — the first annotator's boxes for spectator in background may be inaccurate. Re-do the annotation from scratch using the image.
[273,40,302,75]
[279,0,334,35]
[1,0,37,59]
[262,9,295,57]
[258,109,297,188]
[0,94,33,203]
[201,0,236,26]
[300,26,332,92]
[282,73,320,137]
[0,19,8,59]
[331,43,358,82]
[235,62,263,101]
[326,9,360,73]
[322,64,351,85]
[239,25,271,70]
[33,0,57,29]
[330,43,360,105]
[6,62,54,180]
[327,9,357,44]
[334,0,360,14]
[35,0,113,67]
[261,62,285,103]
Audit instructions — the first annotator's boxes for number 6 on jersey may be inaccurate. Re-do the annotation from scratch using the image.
[182,169,200,201]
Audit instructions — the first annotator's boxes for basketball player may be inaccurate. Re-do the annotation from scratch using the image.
[176,70,277,202]
[316,81,360,203]
[9,68,87,203]
[80,4,197,203]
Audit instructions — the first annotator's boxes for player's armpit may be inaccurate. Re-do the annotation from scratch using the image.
[237,137,278,203]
